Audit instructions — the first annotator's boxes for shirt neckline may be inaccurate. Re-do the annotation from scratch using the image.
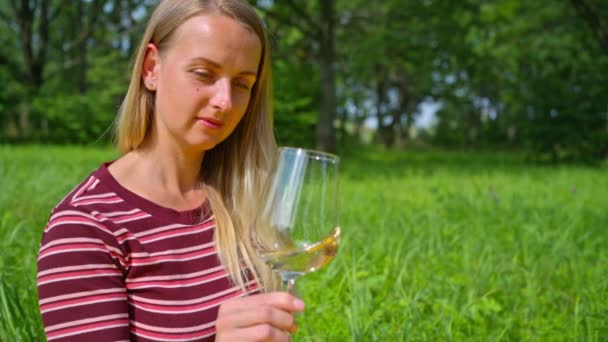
[96,161,212,225]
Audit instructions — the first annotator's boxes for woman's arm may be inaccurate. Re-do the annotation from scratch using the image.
[37,208,130,341]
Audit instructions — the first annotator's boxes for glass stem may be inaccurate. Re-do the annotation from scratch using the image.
[280,272,299,294]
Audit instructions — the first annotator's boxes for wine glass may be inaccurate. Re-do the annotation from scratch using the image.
[251,147,341,292]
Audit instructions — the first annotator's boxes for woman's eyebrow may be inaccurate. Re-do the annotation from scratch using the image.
[189,56,257,76]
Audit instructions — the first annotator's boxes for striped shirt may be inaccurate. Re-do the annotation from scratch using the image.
[37,162,259,341]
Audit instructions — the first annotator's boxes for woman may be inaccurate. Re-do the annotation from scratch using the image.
[37,1,303,341]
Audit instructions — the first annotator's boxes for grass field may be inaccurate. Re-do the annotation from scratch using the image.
[1,145,607,341]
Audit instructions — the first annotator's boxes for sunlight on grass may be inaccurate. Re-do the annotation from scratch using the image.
[1,145,607,341]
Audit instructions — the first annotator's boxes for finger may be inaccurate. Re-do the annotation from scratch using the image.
[221,324,291,342]
[220,292,305,315]
[219,304,296,331]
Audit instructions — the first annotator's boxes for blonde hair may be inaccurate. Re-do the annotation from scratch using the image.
[115,0,277,290]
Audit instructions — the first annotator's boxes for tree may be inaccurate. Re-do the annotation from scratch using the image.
[426,0,608,160]
[570,0,608,52]
[337,0,435,148]
[255,0,338,152]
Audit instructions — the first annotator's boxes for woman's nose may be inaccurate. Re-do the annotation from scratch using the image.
[210,78,232,112]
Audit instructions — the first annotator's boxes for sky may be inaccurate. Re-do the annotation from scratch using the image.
[363,99,442,129]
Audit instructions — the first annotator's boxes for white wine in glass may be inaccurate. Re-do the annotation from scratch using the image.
[251,147,340,291]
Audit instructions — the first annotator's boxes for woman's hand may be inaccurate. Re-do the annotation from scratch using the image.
[215,292,305,342]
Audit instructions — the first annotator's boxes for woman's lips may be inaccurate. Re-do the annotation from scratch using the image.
[197,117,224,129]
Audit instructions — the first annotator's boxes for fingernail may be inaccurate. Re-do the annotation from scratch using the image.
[289,323,298,334]
[293,298,305,310]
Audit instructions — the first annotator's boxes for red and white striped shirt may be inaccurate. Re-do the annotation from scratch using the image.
[37,162,259,341]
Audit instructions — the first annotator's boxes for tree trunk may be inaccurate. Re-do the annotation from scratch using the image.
[399,105,416,149]
[353,98,366,143]
[570,0,608,51]
[316,0,336,152]
[10,0,51,137]
[393,110,404,149]
[19,102,31,137]
[605,109,608,159]
[468,110,481,148]
[394,77,414,149]
[78,1,88,94]
[354,119,364,140]
[375,78,392,149]
[336,107,347,145]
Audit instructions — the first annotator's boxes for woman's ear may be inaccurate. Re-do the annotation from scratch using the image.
[142,43,160,91]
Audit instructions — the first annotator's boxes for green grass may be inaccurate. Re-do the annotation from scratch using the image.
[1,145,607,341]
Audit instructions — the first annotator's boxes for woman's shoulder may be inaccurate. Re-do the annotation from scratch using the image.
[51,162,112,213]
[47,161,137,229]
[42,162,132,244]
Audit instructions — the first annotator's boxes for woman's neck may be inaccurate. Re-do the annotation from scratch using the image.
[109,139,207,211]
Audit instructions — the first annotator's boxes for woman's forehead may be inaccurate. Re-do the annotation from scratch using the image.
[164,15,262,72]
[171,15,260,53]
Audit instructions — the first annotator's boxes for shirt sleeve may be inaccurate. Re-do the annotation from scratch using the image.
[37,207,130,341]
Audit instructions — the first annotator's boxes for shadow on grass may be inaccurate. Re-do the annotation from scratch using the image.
[340,146,515,178]
[337,145,605,180]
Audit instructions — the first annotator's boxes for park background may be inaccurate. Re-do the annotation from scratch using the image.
[1,0,607,340]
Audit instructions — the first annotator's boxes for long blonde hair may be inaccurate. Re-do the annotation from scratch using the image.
[115,0,277,290]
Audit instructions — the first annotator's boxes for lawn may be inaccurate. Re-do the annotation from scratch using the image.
[1,145,607,341]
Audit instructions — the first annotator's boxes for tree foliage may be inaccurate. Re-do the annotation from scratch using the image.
[0,0,606,161]
[428,0,608,161]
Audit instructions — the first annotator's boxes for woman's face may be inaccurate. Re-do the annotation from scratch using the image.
[143,15,262,152]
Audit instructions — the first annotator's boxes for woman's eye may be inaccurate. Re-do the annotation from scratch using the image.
[193,70,213,81]
[234,80,251,90]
